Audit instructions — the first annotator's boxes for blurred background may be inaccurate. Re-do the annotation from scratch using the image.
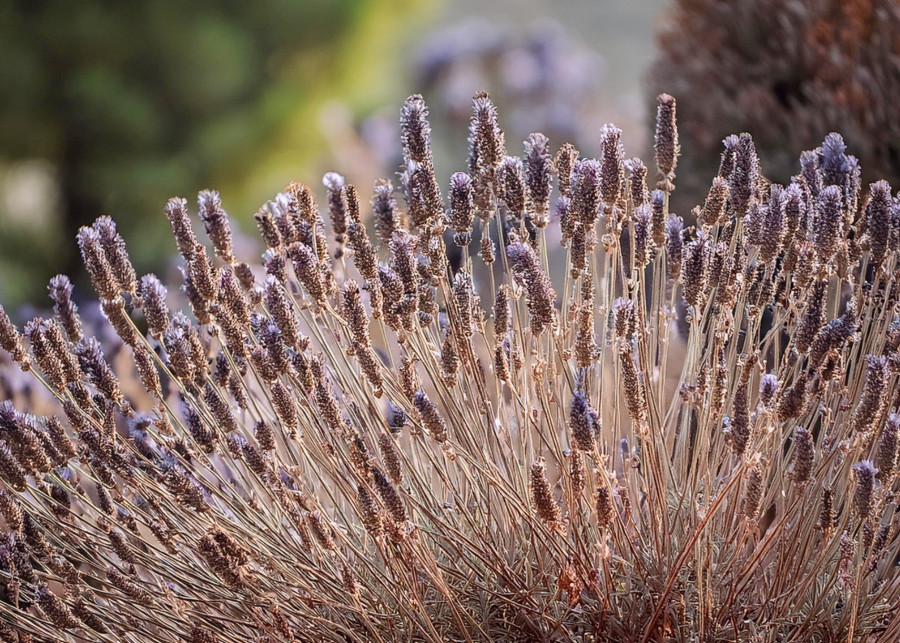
[1,0,898,309]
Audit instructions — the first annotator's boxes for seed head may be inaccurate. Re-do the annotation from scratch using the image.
[48,275,82,343]
[633,204,655,268]
[452,271,474,339]
[570,159,602,227]
[682,231,710,310]
[413,390,447,443]
[813,185,844,263]
[853,460,877,519]
[197,189,234,264]
[727,133,758,220]
[599,124,625,210]
[864,180,892,268]
[36,585,79,629]
[814,487,835,538]
[440,328,459,387]
[782,182,806,244]
[255,204,283,250]
[654,94,679,186]
[404,158,444,229]
[729,380,751,457]
[180,264,210,325]
[24,318,73,390]
[798,149,822,199]
[595,485,614,532]
[758,190,787,264]
[468,92,505,174]
[0,305,29,369]
[818,133,853,192]
[389,230,419,296]
[619,341,647,428]
[372,179,398,245]
[574,302,596,369]
[741,465,764,521]
[776,373,808,422]
[449,172,475,246]
[264,277,300,349]
[94,216,137,294]
[665,215,684,282]
[700,177,729,228]
[506,240,556,335]
[323,172,347,242]
[191,626,219,643]
[372,465,407,525]
[627,157,649,208]
[493,284,510,342]
[198,527,248,588]
[187,243,218,306]
[271,380,299,439]
[166,196,198,259]
[77,226,119,301]
[499,156,527,216]
[375,432,403,486]
[531,458,562,529]
[759,374,779,408]
[795,279,828,354]
[789,427,815,486]
[569,225,587,275]
[850,356,889,436]
[182,396,217,454]
[218,268,250,328]
[75,338,124,407]
[877,414,900,481]
[0,489,22,532]
[138,274,170,338]
[480,233,495,265]
[569,390,597,452]
[524,133,553,226]
[203,383,237,435]
[554,143,579,199]
[400,94,433,165]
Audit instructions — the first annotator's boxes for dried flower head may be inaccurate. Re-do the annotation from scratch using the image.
[468,92,506,174]
[741,465,764,522]
[506,240,556,335]
[789,427,815,486]
[531,458,562,530]
[93,216,137,294]
[654,94,679,187]
[197,189,235,264]
[77,226,119,301]
[599,123,625,211]
[0,305,29,369]
[47,275,82,343]
[401,94,433,165]
[524,132,553,226]
[853,460,877,519]
[449,172,475,246]
[569,390,597,452]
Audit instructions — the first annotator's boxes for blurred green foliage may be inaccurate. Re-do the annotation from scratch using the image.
[0,0,425,308]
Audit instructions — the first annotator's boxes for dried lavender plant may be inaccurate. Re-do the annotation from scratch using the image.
[1,93,900,642]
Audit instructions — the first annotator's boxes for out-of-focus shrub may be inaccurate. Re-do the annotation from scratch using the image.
[651,0,900,212]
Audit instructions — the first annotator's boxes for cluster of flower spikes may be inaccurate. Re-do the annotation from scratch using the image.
[0,92,899,641]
